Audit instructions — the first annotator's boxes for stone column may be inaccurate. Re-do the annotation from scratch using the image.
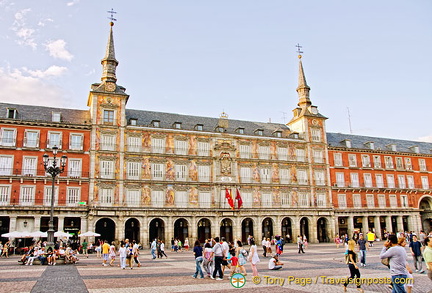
[115,218,122,242]
[374,216,382,240]
[254,216,261,240]
[310,215,318,243]
[274,216,282,239]
[334,216,339,237]
[33,216,42,232]
[362,216,369,234]
[397,216,404,233]
[141,217,149,248]
[57,216,65,232]
[81,217,88,234]
[291,215,300,240]
[9,216,17,231]
[347,216,354,237]
[191,216,197,240]
[385,216,392,233]
[233,216,241,242]
[166,216,173,243]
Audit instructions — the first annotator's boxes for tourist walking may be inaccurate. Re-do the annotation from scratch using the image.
[357,234,368,266]
[262,237,267,257]
[343,239,363,292]
[203,242,214,278]
[102,240,110,266]
[248,238,260,276]
[160,240,168,258]
[297,235,305,254]
[150,239,157,259]
[1,241,10,258]
[132,241,141,267]
[380,234,409,293]
[211,237,224,280]
[126,243,134,269]
[109,241,116,266]
[235,240,247,275]
[192,240,204,278]
[423,236,432,281]
[118,243,127,269]
[409,235,424,273]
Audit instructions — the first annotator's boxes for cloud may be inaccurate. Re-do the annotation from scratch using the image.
[0,66,67,107]
[67,0,80,6]
[45,39,73,61]
[38,18,54,27]
[417,136,432,143]
[22,65,68,78]
[11,8,37,49]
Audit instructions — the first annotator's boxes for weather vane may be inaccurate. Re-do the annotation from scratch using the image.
[107,8,117,26]
[296,43,303,59]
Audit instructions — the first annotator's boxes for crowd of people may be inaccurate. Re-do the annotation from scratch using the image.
[17,239,80,265]
[339,230,432,293]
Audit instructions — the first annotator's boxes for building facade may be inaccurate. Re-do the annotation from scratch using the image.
[0,22,431,246]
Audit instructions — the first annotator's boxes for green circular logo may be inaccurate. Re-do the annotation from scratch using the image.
[230,273,246,288]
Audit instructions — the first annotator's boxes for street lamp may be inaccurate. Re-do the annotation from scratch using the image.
[43,146,67,247]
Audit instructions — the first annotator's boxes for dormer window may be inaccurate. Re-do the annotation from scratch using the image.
[290,133,299,139]
[195,124,203,131]
[216,126,225,133]
[342,140,352,148]
[273,131,282,138]
[7,108,17,119]
[365,142,374,150]
[236,128,245,134]
[151,120,160,127]
[129,119,137,126]
[387,144,397,152]
[410,146,419,154]
[254,129,264,136]
[173,122,182,129]
[52,112,61,122]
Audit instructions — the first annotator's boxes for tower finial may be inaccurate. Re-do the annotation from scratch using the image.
[107,8,117,26]
[296,43,303,59]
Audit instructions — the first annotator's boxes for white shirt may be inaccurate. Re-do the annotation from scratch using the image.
[119,247,127,258]
[221,241,229,257]
[268,257,277,269]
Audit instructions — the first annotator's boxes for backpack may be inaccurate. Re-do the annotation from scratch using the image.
[240,249,248,257]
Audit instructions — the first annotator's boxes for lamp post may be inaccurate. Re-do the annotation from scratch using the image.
[43,146,67,247]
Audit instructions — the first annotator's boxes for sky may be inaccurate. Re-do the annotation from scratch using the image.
[0,0,431,142]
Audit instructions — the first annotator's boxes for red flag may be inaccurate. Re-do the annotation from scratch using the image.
[236,188,243,209]
[225,188,234,209]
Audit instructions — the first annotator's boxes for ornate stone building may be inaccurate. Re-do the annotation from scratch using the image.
[0,22,431,246]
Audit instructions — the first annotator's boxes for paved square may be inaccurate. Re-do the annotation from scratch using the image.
[0,243,430,293]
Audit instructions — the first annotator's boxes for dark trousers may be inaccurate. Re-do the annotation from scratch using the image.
[298,245,304,253]
[344,264,361,288]
[213,256,223,278]
[262,245,267,257]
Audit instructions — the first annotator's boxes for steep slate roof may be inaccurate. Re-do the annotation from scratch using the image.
[126,109,290,137]
[327,132,432,155]
[0,103,91,125]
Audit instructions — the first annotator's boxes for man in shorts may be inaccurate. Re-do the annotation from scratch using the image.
[102,240,110,266]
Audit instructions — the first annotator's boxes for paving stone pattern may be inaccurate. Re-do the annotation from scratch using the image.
[0,243,430,293]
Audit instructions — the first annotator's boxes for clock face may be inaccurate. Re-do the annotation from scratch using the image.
[105,82,116,92]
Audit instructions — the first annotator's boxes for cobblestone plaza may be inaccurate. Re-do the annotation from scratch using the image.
[0,243,430,293]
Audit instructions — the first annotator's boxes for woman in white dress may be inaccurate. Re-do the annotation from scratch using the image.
[248,238,260,276]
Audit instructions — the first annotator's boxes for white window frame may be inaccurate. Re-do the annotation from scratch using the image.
[24,130,39,148]
[261,193,272,207]
[47,131,62,149]
[127,136,141,152]
[260,168,271,183]
[240,167,252,183]
[350,173,359,188]
[103,109,115,124]
[366,194,375,208]
[419,159,427,171]
[175,164,187,181]
[384,156,394,169]
[400,195,408,208]
[314,170,325,185]
[174,140,188,155]
[364,173,372,188]
[375,174,384,188]
[239,144,251,159]
[378,194,386,208]
[1,128,16,147]
[277,147,288,161]
[197,141,210,157]
[389,194,397,208]
[407,175,415,189]
[126,161,141,180]
[101,134,116,151]
[99,188,114,206]
[338,194,347,208]
[313,150,323,163]
[20,185,35,206]
[297,169,308,185]
[126,189,141,207]
[151,190,164,208]
[421,176,429,189]
[316,193,326,207]
[348,154,357,167]
[336,172,345,187]
[298,192,309,207]
[66,187,80,206]
[199,191,211,208]
[396,157,404,170]
[404,158,412,170]
[258,145,270,160]
[100,160,115,179]
[386,174,395,188]
[279,168,290,184]
[151,137,165,154]
[373,155,382,168]
[198,165,211,182]
[296,149,306,162]
[175,190,188,208]
[68,159,82,178]
[151,163,164,180]
[311,129,321,142]
[0,155,13,176]
[44,185,59,206]
[353,194,361,208]
[362,155,371,168]
[334,153,343,167]
[22,156,37,176]
[397,175,406,189]
[0,185,10,206]
[69,133,83,151]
